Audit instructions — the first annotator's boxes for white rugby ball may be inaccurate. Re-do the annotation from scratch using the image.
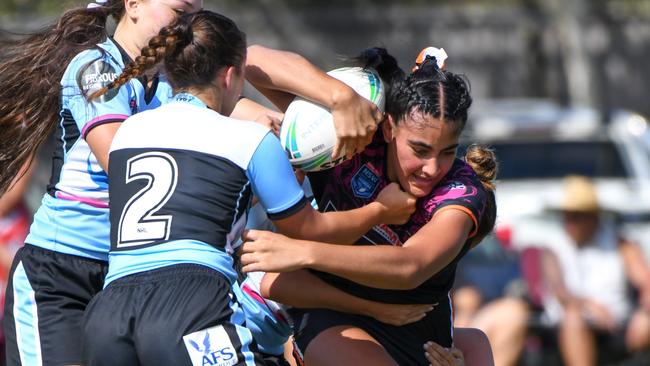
[280,67,385,172]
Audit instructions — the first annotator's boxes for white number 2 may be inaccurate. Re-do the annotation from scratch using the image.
[117,152,178,248]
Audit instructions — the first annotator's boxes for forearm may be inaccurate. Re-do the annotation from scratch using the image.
[303,203,386,244]
[261,271,376,316]
[620,241,650,291]
[540,249,577,306]
[275,202,386,245]
[230,97,271,121]
[245,45,354,110]
[297,241,425,290]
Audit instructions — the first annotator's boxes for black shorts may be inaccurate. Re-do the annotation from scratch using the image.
[3,244,108,366]
[290,302,452,366]
[82,264,265,366]
[260,352,291,366]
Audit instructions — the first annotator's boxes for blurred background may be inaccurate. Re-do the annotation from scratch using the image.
[2,0,650,365]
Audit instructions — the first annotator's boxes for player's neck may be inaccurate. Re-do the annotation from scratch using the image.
[187,88,223,113]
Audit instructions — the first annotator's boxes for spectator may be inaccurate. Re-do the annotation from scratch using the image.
[453,236,529,366]
[541,175,650,366]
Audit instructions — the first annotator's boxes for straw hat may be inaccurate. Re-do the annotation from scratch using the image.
[559,175,600,213]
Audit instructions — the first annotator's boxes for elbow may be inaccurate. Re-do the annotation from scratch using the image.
[394,262,427,290]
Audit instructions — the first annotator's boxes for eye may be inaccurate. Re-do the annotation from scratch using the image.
[174,8,186,15]
[412,146,429,157]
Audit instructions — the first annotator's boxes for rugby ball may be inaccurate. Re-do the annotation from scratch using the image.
[280,67,385,172]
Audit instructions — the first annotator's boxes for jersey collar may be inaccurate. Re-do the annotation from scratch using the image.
[173,92,209,108]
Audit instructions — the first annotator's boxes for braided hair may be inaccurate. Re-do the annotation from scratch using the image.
[91,10,246,100]
[386,55,473,135]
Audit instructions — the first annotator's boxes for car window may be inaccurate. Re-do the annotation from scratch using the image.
[469,141,627,179]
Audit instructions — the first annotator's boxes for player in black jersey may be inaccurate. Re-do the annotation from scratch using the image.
[240,47,499,365]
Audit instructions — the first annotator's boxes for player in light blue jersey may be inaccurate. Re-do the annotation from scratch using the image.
[0,1,202,364]
[81,10,416,366]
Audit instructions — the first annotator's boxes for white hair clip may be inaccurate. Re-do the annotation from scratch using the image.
[413,47,448,70]
[87,0,107,9]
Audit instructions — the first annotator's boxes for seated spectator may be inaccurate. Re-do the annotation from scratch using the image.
[540,175,650,366]
[453,235,529,366]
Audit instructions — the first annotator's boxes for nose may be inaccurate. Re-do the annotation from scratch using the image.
[421,158,439,177]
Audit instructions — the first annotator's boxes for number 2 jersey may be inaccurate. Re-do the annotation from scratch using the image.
[308,131,494,304]
[104,94,308,287]
[26,37,173,260]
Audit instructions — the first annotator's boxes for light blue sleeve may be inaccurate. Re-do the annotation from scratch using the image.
[247,133,307,220]
[60,49,133,139]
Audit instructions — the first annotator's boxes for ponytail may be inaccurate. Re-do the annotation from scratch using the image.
[0,0,125,195]
[351,47,405,95]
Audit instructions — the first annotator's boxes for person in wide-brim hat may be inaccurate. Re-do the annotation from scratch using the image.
[559,175,600,213]
[555,175,602,247]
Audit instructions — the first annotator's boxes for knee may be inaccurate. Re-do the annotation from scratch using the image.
[453,286,483,313]
[560,303,587,331]
[626,310,650,352]
[501,298,529,323]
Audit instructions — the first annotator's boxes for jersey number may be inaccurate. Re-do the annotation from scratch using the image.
[117,152,178,248]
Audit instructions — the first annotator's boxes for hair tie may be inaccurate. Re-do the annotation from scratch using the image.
[413,47,448,71]
[87,0,107,9]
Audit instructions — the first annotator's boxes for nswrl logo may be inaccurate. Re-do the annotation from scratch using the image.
[352,164,380,199]
[184,325,238,366]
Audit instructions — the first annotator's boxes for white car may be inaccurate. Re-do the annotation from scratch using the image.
[463,99,650,254]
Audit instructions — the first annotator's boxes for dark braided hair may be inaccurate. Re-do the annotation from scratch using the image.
[92,10,246,100]
[0,0,125,195]
[386,55,473,135]
[350,48,472,135]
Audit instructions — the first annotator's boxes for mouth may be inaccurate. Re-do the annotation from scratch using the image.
[410,175,435,190]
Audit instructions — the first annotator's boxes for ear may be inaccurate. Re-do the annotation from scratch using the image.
[124,0,140,21]
[381,114,396,143]
[223,66,237,90]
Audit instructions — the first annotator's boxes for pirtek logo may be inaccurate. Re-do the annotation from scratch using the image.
[84,72,118,85]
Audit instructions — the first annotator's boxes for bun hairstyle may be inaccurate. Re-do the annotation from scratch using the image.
[465,143,498,247]
[0,0,126,195]
[464,143,497,191]
[91,10,246,100]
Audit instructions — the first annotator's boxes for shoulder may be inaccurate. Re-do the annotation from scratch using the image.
[418,159,491,228]
[428,159,488,206]
[64,43,121,80]
[62,40,124,93]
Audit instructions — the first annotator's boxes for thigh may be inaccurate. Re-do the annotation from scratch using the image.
[304,325,397,366]
[292,307,442,366]
[4,245,107,366]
